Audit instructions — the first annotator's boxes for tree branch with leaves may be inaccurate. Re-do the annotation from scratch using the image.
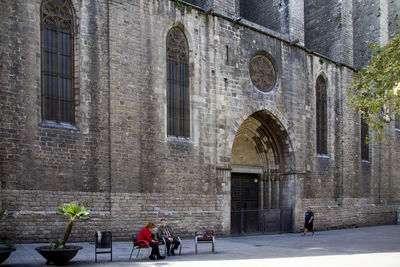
[54,202,90,248]
[347,31,400,140]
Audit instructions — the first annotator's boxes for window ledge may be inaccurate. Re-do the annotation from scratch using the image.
[317,154,330,159]
[395,128,400,132]
[39,121,79,131]
[361,159,371,164]
[167,136,193,144]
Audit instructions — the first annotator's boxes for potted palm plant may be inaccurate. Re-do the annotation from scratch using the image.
[35,202,90,265]
[0,209,16,265]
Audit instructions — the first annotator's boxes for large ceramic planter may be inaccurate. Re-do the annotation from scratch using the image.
[35,246,82,265]
[0,247,16,265]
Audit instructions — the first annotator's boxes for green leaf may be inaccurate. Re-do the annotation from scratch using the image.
[57,202,91,222]
[347,31,400,140]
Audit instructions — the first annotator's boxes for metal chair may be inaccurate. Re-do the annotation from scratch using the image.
[129,234,152,260]
[194,230,215,254]
[157,233,182,256]
[94,231,112,262]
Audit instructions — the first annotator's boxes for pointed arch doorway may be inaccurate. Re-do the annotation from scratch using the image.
[230,110,295,235]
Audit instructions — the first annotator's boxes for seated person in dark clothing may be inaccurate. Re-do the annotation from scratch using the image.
[157,218,180,256]
[138,221,165,260]
[304,207,315,236]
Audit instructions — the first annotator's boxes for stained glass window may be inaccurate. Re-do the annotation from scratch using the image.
[41,0,74,123]
[316,75,327,155]
[361,118,369,161]
[167,27,190,137]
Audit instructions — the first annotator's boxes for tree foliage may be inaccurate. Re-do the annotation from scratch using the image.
[347,31,400,140]
[56,202,90,247]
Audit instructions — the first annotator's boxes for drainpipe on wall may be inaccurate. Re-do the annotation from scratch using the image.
[378,141,382,204]
[339,68,344,206]
[0,181,2,210]
[107,0,112,213]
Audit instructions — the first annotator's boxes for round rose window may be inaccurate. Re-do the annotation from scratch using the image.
[249,54,276,92]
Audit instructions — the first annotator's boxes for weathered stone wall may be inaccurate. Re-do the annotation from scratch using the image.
[184,0,213,9]
[390,130,400,204]
[288,0,304,45]
[305,0,353,65]
[0,0,399,243]
[353,0,386,67]
[299,198,398,232]
[0,0,111,193]
[213,0,237,17]
[388,0,400,37]
[0,189,223,242]
[239,0,289,35]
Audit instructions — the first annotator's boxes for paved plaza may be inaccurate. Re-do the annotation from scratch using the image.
[3,225,400,267]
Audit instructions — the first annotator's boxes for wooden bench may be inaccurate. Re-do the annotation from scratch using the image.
[194,230,215,254]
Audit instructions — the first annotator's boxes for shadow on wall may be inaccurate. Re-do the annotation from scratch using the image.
[239,0,289,34]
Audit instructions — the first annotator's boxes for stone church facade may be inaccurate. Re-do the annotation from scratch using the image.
[1,0,399,242]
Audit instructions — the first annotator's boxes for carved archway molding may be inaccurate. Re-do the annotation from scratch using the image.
[229,101,296,167]
[224,101,297,235]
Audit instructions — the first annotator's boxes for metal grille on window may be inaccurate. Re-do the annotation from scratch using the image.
[361,118,369,161]
[41,0,74,123]
[395,114,400,130]
[167,27,189,137]
[316,75,327,155]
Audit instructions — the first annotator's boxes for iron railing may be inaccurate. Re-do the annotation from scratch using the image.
[231,208,293,236]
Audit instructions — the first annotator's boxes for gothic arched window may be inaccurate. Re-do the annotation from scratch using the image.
[361,117,369,161]
[167,27,190,137]
[316,75,327,155]
[41,0,75,123]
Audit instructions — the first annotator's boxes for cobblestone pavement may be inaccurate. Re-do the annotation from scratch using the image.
[3,225,400,267]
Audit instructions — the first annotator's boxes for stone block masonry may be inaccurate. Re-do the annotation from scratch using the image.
[305,0,353,65]
[353,0,386,67]
[239,0,289,35]
[299,198,398,232]
[0,190,223,242]
[0,0,399,242]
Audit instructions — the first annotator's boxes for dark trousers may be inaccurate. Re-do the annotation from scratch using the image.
[149,241,160,256]
[165,238,180,252]
[304,221,314,231]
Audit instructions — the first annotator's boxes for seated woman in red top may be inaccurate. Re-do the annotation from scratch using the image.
[137,221,164,260]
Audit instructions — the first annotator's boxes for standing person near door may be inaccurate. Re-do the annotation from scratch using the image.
[304,207,315,236]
